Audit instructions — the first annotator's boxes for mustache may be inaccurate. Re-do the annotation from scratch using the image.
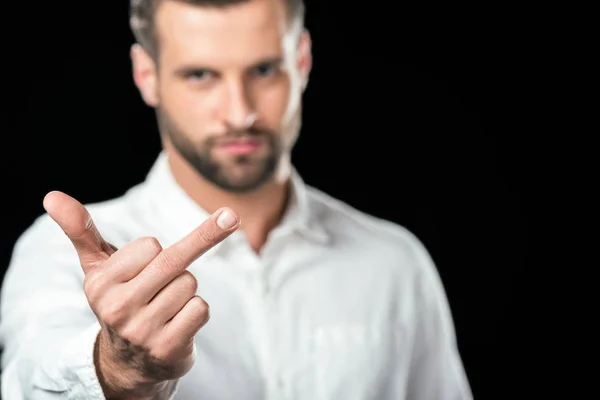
[207,127,275,144]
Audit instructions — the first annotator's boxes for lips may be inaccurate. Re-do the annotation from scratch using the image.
[214,138,263,155]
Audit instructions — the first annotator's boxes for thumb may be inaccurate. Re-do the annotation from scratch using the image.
[43,190,115,273]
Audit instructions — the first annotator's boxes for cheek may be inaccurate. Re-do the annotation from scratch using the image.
[257,79,294,126]
[159,80,215,132]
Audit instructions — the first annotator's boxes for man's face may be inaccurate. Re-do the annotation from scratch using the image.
[133,0,311,192]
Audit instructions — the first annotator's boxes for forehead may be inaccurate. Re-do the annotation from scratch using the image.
[155,0,290,66]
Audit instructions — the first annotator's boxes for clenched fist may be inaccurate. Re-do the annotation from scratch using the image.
[43,191,239,398]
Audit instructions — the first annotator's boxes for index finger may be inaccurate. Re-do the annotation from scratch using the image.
[137,207,240,296]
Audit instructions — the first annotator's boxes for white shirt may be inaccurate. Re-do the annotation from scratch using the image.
[0,151,472,400]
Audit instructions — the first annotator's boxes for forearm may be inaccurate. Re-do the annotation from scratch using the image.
[0,215,178,398]
[97,377,178,400]
[1,318,103,399]
[99,382,178,400]
[2,321,179,400]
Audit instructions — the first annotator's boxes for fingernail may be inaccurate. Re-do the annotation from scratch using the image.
[216,209,237,230]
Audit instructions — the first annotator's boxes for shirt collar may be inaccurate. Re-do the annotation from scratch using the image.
[275,167,330,244]
[139,151,330,257]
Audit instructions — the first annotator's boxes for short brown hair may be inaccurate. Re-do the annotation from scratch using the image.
[130,0,305,59]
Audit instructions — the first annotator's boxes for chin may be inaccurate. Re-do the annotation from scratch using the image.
[216,166,276,192]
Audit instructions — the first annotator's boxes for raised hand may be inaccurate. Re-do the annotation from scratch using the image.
[43,191,239,397]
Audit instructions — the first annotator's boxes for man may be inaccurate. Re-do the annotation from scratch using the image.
[0,0,472,398]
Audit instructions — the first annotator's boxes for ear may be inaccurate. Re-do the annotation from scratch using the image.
[297,29,312,91]
[131,43,159,107]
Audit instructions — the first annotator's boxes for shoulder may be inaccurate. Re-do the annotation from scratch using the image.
[304,186,452,315]
[306,186,434,272]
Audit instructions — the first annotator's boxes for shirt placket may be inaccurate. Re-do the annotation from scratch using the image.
[244,242,288,400]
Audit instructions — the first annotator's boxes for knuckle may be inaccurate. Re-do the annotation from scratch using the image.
[196,226,219,246]
[156,251,183,274]
[138,236,163,255]
[119,321,148,346]
[178,271,198,295]
[83,271,104,300]
[98,299,130,326]
[190,296,210,325]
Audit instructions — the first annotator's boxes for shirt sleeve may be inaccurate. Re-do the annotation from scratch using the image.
[0,214,179,399]
[401,232,474,400]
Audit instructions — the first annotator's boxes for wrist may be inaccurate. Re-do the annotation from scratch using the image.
[94,331,168,399]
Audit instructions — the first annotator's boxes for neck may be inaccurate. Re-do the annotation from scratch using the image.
[165,147,291,253]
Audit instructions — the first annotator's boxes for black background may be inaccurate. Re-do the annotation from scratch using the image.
[0,1,528,398]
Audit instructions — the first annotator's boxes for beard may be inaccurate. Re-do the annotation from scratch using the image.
[157,108,282,193]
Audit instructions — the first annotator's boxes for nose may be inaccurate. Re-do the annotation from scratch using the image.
[222,80,258,130]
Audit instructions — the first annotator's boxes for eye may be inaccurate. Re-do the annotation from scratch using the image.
[187,69,214,81]
[253,63,277,77]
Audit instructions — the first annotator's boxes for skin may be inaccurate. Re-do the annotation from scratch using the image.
[44,0,312,397]
[133,0,312,251]
[45,191,239,398]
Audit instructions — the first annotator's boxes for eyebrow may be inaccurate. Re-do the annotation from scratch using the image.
[174,57,284,77]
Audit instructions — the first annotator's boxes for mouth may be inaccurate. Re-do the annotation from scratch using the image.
[213,137,264,156]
